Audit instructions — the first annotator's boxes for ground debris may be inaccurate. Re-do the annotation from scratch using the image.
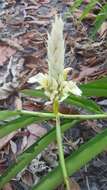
[0,0,107,190]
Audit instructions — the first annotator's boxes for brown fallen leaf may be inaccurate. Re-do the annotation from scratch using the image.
[60,178,80,190]
[70,179,81,190]
[0,20,5,28]
[37,0,50,3]
[0,132,17,150]
[76,66,99,82]
[26,19,50,26]
[98,22,107,39]
[21,124,47,150]
[3,183,13,190]
[0,45,16,65]
[25,5,40,10]
[14,96,22,110]
[21,170,34,186]
[45,103,79,114]
[0,38,24,51]
[10,140,17,155]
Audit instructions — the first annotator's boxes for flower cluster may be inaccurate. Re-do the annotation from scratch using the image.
[28,16,82,102]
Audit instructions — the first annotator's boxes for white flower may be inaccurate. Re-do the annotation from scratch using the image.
[28,15,82,102]
[47,16,64,81]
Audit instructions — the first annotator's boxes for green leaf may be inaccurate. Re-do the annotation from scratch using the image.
[22,89,102,113]
[32,127,107,190]
[0,110,18,120]
[21,89,45,98]
[70,0,83,12]
[91,3,107,37]
[80,0,97,21]
[66,95,102,113]
[0,116,47,138]
[0,120,78,188]
[80,76,107,97]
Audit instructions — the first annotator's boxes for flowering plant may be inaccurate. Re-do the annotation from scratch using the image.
[0,14,107,190]
[28,16,82,103]
[28,15,82,190]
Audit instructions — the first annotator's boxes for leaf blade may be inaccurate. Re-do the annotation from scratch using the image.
[32,127,107,190]
[91,3,107,37]
[0,116,47,139]
[66,95,102,113]
[0,110,18,120]
[0,121,78,188]
[80,0,97,21]
[80,77,107,97]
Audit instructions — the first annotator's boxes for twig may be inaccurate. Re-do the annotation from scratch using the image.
[85,166,90,190]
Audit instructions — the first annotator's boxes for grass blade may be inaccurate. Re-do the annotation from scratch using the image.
[91,3,107,37]
[70,0,83,12]
[80,0,97,21]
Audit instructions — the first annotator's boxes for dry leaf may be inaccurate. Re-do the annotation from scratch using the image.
[14,96,22,110]
[0,45,16,65]
[21,170,34,186]
[37,0,50,3]
[3,183,13,190]
[98,22,107,39]
[0,56,24,100]
[70,179,81,190]
[74,9,96,20]
[0,132,17,150]
[10,140,17,155]
[76,66,99,81]
[26,19,49,25]
[60,178,80,190]
[0,20,5,28]
[25,124,47,149]
[21,136,28,151]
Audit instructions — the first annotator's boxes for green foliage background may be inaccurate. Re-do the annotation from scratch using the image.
[70,0,107,37]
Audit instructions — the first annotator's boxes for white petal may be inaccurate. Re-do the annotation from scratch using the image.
[47,15,64,81]
[63,67,72,80]
[64,67,72,74]
[60,94,68,102]
[28,73,46,84]
[67,81,82,96]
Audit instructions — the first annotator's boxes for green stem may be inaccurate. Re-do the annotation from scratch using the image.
[56,115,70,190]
[18,110,107,120]
[19,110,55,118]
[53,98,70,190]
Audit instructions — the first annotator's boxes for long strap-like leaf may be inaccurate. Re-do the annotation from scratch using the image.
[0,116,47,138]
[32,127,107,190]
[21,89,102,113]
[0,120,78,188]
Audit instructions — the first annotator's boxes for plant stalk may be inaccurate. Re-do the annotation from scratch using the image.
[56,114,70,190]
[53,99,70,190]
[18,110,107,120]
